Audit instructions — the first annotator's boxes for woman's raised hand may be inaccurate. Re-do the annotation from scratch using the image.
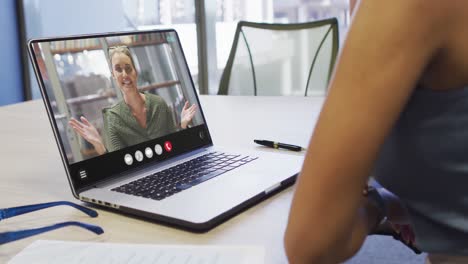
[180,101,197,129]
[69,116,107,155]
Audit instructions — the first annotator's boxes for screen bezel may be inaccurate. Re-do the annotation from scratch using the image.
[28,29,214,195]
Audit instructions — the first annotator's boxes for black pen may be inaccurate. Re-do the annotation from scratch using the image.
[254,139,306,152]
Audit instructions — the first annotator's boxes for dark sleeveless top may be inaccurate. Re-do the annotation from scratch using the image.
[374,87,468,254]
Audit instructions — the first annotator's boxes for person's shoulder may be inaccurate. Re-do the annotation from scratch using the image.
[406,0,465,22]
[145,93,169,107]
[404,1,466,45]
[106,100,125,111]
[355,0,463,48]
[359,0,463,22]
[145,93,165,102]
[102,100,125,118]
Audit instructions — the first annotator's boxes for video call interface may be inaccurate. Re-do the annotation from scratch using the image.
[32,32,205,167]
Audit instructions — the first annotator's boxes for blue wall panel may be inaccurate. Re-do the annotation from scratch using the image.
[0,0,24,106]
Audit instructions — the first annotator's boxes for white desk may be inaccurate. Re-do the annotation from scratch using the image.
[0,95,324,263]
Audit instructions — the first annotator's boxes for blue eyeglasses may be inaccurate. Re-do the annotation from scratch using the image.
[0,201,104,245]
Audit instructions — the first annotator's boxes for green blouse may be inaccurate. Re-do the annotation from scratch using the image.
[103,93,177,152]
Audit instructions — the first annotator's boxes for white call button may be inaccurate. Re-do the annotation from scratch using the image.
[124,154,133,165]
[135,150,144,162]
[154,144,163,155]
[145,147,153,158]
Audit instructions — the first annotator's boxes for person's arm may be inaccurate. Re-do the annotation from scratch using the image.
[284,1,455,263]
[106,126,125,152]
[103,112,125,152]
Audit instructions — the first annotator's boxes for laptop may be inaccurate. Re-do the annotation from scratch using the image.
[28,29,303,232]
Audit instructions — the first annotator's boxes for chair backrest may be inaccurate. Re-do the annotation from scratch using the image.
[218,18,339,96]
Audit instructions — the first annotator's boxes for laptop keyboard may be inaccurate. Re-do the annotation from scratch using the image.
[111,152,257,201]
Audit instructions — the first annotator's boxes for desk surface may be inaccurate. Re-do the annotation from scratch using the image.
[0,95,324,263]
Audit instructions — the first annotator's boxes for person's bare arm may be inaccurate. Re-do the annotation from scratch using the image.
[284,1,456,263]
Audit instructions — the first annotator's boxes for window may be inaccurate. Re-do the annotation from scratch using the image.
[212,0,349,93]
[23,0,197,99]
[22,0,348,98]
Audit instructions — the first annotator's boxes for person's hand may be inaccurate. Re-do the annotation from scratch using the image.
[69,116,106,155]
[180,101,197,129]
[373,187,417,247]
[378,188,411,224]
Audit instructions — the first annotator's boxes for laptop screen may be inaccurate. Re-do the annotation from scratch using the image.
[29,30,212,190]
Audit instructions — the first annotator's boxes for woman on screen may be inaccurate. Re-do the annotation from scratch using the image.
[284,0,468,263]
[69,45,197,154]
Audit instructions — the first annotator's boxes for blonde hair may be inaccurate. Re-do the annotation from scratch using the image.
[108,45,136,69]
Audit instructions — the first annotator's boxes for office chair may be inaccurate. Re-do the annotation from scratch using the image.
[218,18,339,96]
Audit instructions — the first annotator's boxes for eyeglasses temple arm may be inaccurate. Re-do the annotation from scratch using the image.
[0,201,98,221]
[0,221,104,245]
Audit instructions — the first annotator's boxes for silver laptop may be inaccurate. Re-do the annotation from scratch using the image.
[28,29,303,231]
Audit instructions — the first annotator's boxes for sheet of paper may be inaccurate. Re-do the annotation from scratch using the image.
[8,240,264,264]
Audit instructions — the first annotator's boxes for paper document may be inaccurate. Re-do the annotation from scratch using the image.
[8,240,265,264]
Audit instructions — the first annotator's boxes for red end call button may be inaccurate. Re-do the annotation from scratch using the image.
[164,141,172,152]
